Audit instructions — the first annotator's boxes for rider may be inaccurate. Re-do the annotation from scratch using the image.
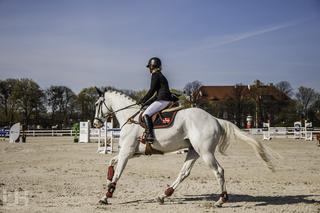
[139,57,172,143]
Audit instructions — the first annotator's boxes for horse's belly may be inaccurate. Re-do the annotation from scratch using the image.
[137,139,189,154]
[158,138,190,153]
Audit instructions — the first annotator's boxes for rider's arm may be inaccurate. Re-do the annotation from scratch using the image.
[139,73,159,104]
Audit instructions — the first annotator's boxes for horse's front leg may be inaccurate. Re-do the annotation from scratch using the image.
[157,147,199,204]
[98,155,118,204]
[105,153,141,185]
[99,144,135,205]
[106,155,118,183]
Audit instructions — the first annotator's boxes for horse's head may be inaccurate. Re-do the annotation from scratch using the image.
[93,87,111,128]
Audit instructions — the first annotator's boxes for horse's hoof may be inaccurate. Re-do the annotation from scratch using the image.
[157,196,164,204]
[213,202,223,208]
[98,197,109,205]
[213,198,224,208]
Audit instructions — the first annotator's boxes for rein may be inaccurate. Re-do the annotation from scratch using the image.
[120,109,141,129]
[105,103,138,116]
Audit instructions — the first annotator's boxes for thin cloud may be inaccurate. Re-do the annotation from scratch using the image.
[172,16,316,56]
[210,23,296,48]
[206,18,311,49]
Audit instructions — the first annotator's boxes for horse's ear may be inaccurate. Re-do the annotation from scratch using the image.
[95,87,103,97]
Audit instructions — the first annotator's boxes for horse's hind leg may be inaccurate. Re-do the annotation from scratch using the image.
[157,147,199,204]
[201,153,228,207]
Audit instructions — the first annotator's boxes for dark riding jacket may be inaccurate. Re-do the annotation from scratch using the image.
[140,71,172,104]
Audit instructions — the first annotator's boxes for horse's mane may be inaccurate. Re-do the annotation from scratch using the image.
[104,87,137,103]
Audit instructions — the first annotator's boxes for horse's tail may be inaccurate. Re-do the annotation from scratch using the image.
[217,119,274,171]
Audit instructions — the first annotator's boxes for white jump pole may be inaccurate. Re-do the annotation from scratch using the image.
[97,121,114,154]
[106,119,113,154]
[305,121,313,141]
[262,122,271,140]
[104,121,110,154]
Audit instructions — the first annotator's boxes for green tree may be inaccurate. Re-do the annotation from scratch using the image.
[0,79,21,126]
[309,92,320,125]
[77,87,99,122]
[45,86,77,128]
[13,79,45,128]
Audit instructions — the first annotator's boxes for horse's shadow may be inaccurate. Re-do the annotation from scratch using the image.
[117,193,320,207]
[181,193,320,207]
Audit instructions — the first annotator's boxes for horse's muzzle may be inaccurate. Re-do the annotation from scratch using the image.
[93,119,103,128]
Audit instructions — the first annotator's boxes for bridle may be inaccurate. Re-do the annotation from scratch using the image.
[94,97,139,128]
[94,97,112,125]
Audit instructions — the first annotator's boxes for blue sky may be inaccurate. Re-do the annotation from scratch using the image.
[0,0,319,93]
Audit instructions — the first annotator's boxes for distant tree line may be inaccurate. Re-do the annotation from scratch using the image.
[0,78,182,129]
[0,78,319,129]
[184,80,320,127]
[0,79,100,128]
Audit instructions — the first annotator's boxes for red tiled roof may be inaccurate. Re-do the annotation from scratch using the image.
[195,85,289,102]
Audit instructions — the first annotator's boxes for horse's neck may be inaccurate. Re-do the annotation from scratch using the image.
[105,92,139,126]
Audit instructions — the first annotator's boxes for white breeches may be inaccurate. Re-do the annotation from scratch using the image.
[142,100,170,117]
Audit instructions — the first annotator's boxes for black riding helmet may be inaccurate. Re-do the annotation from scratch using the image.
[146,57,161,70]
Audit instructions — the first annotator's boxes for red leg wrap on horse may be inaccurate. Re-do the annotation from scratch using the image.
[165,187,174,197]
[106,182,116,198]
[107,166,114,181]
[106,192,113,198]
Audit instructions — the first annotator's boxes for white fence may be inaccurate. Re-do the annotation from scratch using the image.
[4,126,319,141]
[247,127,320,140]
[23,129,74,137]
[7,128,320,138]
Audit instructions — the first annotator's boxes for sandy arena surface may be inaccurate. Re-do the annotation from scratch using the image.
[0,136,319,213]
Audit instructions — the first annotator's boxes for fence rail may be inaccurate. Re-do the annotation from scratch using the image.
[24,129,74,137]
[19,129,121,137]
[1,127,320,138]
[245,127,320,140]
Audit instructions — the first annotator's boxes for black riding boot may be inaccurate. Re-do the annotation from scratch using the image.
[143,115,155,143]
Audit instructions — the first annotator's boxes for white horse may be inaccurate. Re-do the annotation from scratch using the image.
[93,89,274,207]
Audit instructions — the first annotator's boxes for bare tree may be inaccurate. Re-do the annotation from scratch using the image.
[183,80,202,104]
[276,81,293,98]
[231,84,247,127]
[296,86,317,119]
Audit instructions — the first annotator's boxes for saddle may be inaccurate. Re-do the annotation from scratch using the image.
[139,102,183,129]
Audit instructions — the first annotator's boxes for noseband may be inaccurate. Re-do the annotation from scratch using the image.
[94,98,113,125]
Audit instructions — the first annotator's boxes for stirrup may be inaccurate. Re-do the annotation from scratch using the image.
[145,134,155,144]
